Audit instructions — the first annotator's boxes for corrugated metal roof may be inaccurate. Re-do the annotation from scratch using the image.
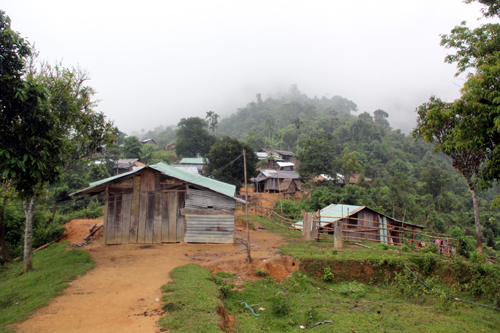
[319,204,424,229]
[320,204,364,223]
[253,170,300,182]
[179,158,206,164]
[170,165,200,174]
[149,163,235,197]
[277,162,295,167]
[256,152,282,160]
[71,162,236,199]
[90,168,144,187]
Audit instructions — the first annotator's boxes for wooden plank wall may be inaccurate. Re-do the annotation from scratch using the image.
[101,169,192,245]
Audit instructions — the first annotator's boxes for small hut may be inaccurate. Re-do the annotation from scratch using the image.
[252,170,301,194]
[318,204,424,245]
[70,162,243,245]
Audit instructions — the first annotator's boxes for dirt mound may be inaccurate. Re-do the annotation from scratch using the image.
[59,219,103,244]
[203,255,299,280]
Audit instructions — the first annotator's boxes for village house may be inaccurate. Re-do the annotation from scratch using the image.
[141,138,157,147]
[70,162,243,245]
[179,157,207,174]
[317,204,424,245]
[258,149,297,164]
[252,170,301,194]
[114,159,146,175]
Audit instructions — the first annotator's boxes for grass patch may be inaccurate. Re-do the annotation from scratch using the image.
[241,215,302,239]
[0,242,94,332]
[159,264,224,333]
[224,271,500,332]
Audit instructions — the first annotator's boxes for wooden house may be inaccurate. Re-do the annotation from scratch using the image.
[317,204,424,245]
[70,162,243,245]
[166,142,176,151]
[252,170,301,194]
[179,157,206,174]
[141,138,157,147]
[259,149,297,164]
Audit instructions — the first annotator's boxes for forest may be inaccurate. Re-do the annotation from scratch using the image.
[2,0,500,270]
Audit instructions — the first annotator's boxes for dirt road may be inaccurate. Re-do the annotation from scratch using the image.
[13,217,295,332]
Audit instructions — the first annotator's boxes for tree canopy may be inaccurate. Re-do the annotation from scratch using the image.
[175,117,216,157]
[204,136,257,193]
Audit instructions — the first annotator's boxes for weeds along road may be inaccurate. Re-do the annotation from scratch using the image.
[14,218,288,333]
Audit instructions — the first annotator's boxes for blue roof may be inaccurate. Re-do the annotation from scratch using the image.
[320,204,363,223]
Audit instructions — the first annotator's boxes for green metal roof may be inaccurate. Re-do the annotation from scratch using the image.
[179,158,206,164]
[149,162,235,197]
[319,204,424,229]
[74,162,235,199]
[320,204,363,223]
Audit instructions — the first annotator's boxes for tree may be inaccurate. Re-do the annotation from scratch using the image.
[139,144,155,165]
[264,117,274,141]
[297,132,336,180]
[373,109,390,129]
[292,117,303,149]
[122,136,143,158]
[205,111,220,134]
[204,136,257,193]
[339,153,363,185]
[413,0,500,252]
[413,97,486,251]
[175,117,216,157]
[0,11,116,271]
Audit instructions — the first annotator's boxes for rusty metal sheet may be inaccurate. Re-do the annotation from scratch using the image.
[184,214,234,243]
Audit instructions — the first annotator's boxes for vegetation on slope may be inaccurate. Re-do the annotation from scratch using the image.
[0,243,94,332]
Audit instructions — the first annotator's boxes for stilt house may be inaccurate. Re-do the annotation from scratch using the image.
[70,163,243,245]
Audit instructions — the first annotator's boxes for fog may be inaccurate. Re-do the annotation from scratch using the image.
[3,0,489,134]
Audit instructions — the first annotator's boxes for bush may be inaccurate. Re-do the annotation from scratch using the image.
[338,281,366,299]
[255,269,269,277]
[270,293,290,317]
[322,266,334,282]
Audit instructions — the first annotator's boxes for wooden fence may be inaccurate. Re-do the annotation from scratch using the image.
[250,206,457,255]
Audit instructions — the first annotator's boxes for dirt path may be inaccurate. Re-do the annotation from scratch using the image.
[13,217,294,333]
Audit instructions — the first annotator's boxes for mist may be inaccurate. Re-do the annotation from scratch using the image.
[2,0,488,135]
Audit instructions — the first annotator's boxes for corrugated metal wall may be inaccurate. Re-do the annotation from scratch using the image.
[184,214,234,243]
[185,188,235,211]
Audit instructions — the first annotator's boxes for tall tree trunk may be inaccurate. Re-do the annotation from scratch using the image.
[23,197,36,273]
[467,181,483,253]
[0,196,10,262]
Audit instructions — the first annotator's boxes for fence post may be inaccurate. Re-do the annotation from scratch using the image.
[334,220,343,249]
[310,214,318,241]
[302,211,311,241]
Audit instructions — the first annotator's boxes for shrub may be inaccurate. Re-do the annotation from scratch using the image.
[255,269,269,277]
[339,281,366,299]
[270,293,290,317]
[322,266,334,282]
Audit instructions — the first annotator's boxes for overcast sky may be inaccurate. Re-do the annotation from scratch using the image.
[2,0,490,134]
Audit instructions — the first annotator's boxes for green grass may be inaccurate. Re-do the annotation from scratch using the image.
[159,264,224,333]
[239,214,302,239]
[0,242,95,333]
[224,272,500,332]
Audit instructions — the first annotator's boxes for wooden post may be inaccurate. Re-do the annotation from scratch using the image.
[302,212,312,241]
[310,214,318,240]
[334,220,343,249]
[243,150,252,263]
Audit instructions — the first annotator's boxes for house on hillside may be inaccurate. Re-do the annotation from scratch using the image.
[318,204,424,245]
[166,142,176,151]
[259,149,297,164]
[141,139,157,147]
[252,170,301,194]
[70,162,244,245]
[179,157,207,174]
[114,159,146,175]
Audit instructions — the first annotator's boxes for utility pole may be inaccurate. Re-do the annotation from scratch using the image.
[243,150,252,263]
